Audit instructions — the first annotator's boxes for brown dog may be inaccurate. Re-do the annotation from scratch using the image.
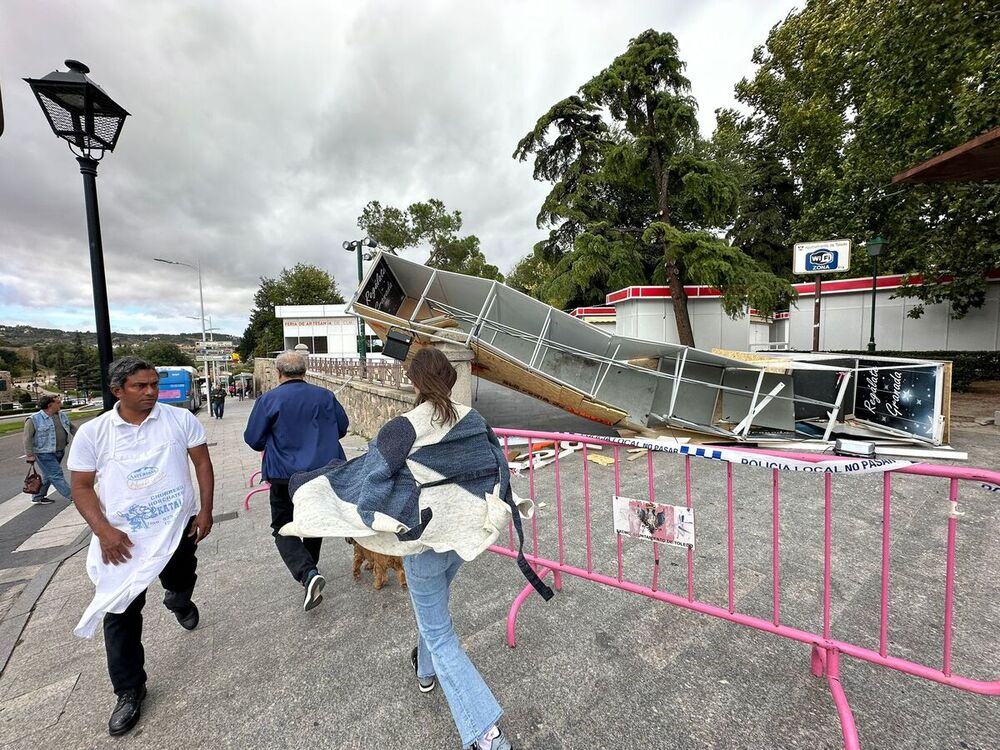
[347,538,407,590]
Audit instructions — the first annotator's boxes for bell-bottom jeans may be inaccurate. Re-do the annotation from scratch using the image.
[404,549,502,747]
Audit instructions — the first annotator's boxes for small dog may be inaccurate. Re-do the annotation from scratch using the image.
[347,538,407,590]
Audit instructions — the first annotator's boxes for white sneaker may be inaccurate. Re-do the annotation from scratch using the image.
[303,570,325,611]
[470,727,512,750]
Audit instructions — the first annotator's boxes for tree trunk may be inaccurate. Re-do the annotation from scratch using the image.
[667,259,695,346]
[644,98,694,347]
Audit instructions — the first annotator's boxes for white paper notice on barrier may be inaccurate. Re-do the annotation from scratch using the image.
[613,495,695,549]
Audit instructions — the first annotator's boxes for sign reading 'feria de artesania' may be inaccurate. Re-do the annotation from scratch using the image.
[793,239,852,275]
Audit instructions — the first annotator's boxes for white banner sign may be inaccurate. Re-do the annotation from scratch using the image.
[613,496,695,549]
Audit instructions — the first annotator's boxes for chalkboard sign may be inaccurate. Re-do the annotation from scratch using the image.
[359,256,406,316]
[853,359,940,440]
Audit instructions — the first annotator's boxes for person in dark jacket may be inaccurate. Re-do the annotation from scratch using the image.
[209,384,227,419]
[243,350,349,611]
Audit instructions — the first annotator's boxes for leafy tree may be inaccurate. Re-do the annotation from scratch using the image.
[711,110,799,278]
[515,30,795,344]
[505,253,557,300]
[357,201,416,254]
[239,264,345,359]
[728,0,1000,318]
[357,199,503,281]
[136,342,195,368]
[0,349,33,377]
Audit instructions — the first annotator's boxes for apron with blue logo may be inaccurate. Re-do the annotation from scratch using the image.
[74,425,195,638]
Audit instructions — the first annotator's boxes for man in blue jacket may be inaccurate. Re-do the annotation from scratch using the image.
[243,350,349,611]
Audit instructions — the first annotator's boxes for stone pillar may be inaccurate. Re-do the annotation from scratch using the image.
[429,341,474,406]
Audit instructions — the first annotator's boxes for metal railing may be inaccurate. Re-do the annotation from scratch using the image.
[307,357,410,389]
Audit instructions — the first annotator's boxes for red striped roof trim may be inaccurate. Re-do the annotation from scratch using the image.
[570,306,616,317]
[605,270,1000,304]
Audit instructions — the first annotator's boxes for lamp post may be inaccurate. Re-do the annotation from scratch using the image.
[865,236,887,353]
[186,315,221,382]
[154,258,210,389]
[25,60,129,412]
[342,237,378,367]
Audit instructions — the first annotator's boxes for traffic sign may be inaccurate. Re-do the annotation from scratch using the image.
[793,239,851,275]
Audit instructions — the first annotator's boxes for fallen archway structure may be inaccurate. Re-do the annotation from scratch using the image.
[349,252,952,453]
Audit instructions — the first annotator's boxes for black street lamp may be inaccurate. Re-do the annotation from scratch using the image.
[865,236,887,353]
[343,237,378,367]
[25,60,129,411]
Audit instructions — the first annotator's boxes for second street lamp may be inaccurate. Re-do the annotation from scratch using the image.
[154,257,210,390]
[25,60,129,411]
[343,237,378,367]
[865,236,887,353]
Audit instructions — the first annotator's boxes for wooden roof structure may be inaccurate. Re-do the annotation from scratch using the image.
[892,127,1000,183]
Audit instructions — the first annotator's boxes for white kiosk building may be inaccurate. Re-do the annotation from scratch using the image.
[274,304,379,357]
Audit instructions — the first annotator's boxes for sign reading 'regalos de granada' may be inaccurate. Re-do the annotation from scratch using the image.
[793,239,852,275]
[853,359,942,442]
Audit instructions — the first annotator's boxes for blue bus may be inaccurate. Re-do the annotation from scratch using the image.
[156,366,202,412]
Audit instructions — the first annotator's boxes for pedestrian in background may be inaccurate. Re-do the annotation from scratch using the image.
[209,383,227,419]
[68,357,215,737]
[243,350,349,611]
[23,394,75,504]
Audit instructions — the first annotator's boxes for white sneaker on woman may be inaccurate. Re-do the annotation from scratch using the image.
[469,726,511,750]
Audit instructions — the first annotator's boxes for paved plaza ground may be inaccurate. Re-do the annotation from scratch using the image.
[0,395,998,749]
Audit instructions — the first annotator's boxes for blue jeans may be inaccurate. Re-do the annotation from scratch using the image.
[34,450,71,500]
[404,549,502,747]
[212,400,225,418]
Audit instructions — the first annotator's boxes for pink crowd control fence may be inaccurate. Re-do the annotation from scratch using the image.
[244,452,269,510]
[489,428,1000,749]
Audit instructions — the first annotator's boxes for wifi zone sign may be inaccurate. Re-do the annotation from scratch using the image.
[793,240,852,275]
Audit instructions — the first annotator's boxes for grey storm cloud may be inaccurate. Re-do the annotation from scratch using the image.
[0,0,794,335]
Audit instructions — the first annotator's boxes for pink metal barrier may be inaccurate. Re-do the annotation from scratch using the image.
[244,451,269,510]
[244,481,270,511]
[490,428,1000,749]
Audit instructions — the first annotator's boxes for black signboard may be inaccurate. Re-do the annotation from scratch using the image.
[359,256,406,316]
[853,359,940,440]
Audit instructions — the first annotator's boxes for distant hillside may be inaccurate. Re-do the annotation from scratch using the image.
[0,324,241,349]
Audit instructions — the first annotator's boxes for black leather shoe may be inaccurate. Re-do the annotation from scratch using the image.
[108,686,146,736]
[175,603,199,630]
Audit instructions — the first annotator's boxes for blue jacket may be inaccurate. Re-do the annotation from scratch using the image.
[243,379,349,481]
[29,410,73,454]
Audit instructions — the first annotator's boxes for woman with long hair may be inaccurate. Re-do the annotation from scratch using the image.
[281,346,551,750]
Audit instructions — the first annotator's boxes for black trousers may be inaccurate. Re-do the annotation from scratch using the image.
[103,517,199,695]
[269,480,322,584]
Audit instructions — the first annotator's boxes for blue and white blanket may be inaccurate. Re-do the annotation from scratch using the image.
[280,401,554,599]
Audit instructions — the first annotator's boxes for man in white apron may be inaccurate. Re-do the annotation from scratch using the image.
[68,357,215,737]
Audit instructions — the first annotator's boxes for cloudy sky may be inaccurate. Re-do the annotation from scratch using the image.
[1,0,795,338]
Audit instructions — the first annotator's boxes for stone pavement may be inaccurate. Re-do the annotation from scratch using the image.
[0,396,998,749]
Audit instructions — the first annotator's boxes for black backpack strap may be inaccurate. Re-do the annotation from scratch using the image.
[502,492,554,601]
